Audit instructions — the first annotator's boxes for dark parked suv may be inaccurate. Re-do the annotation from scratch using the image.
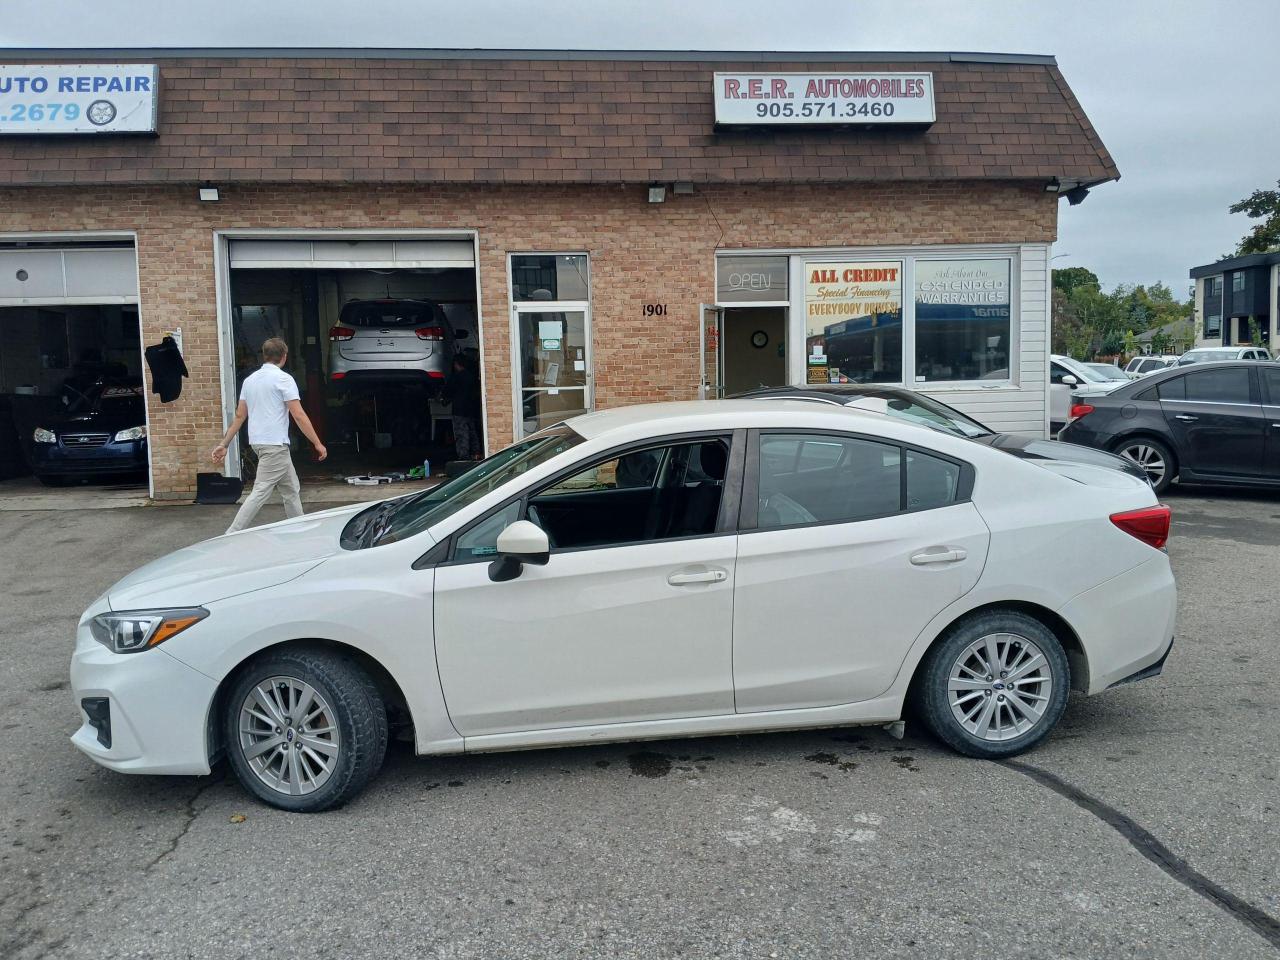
[1058,360,1280,493]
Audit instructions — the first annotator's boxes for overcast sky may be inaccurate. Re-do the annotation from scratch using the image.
[2,0,1275,296]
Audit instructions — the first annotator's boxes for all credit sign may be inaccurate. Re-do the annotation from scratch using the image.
[0,65,159,135]
[713,72,935,126]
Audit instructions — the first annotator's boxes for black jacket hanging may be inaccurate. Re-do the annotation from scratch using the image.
[144,336,189,403]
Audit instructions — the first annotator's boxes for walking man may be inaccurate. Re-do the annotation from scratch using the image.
[211,337,326,534]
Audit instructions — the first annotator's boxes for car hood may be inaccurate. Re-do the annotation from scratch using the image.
[979,434,1149,483]
[107,502,372,609]
[48,408,144,434]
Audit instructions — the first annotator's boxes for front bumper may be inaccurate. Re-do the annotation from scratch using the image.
[31,439,147,477]
[69,622,217,775]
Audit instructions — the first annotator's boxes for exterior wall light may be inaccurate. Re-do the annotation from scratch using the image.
[198,187,220,202]
[673,181,694,196]
[647,185,667,204]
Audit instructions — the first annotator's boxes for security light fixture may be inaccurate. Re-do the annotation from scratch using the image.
[647,185,667,204]
[673,181,695,196]
[198,187,220,202]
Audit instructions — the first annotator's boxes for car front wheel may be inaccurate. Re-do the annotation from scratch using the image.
[224,648,388,812]
[1113,436,1175,494]
[914,610,1070,759]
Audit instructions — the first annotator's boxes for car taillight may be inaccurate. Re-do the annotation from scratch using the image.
[1069,402,1095,420]
[328,325,355,341]
[1110,504,1171,550]
[415,326,445,341]
[426,370,445,379]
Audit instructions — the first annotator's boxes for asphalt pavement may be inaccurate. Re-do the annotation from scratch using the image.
[1,488,1277,959]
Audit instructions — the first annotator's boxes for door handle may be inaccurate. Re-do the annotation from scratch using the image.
[667,568,728,586]
[910,547,968,566]
[1174,414,1198,422]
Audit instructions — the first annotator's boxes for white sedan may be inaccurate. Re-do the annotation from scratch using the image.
[70,401,1177,811]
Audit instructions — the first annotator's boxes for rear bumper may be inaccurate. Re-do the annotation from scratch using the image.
[69,625,216,775]
[1108,636,1174,688]
[1059,555,1177,695]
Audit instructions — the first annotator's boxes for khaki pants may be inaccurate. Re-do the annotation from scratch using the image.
[226,444,303,534]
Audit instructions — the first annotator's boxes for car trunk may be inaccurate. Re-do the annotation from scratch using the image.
[338,326,433,362]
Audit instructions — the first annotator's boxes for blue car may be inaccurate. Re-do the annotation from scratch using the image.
[28,379,148,485]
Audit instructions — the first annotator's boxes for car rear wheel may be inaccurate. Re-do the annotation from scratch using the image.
[1112,436,1174,493]
[914,610,1069,759]
[224,648,388,812]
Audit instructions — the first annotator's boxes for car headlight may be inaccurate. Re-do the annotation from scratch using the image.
[113,426,147,442]
[33,427,57,443]
[89,608,208,654]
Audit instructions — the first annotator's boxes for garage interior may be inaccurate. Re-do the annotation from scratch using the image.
[0,241,146,498]
[226,238,480,487]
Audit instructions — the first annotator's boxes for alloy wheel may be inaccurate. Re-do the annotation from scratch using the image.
[1118,443,1167,487]
[238,676,341,796]
[947,633,1054,742]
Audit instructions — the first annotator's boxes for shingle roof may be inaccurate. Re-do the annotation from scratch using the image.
[0,50,1119,187]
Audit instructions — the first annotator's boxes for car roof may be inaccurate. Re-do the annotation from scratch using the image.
[1104,358,1264,397]
[734,384,916,402]
[564,398,955,447]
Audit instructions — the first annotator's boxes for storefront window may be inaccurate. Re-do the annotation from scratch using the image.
[511,254,589,302]
[914,259,1011,382]
[803,261,902,384]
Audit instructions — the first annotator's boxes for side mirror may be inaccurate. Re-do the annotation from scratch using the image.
[488,520,550,582]
[1060,374,1079,387]
[454,329,469,340]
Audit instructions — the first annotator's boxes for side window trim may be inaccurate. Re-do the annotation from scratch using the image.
[439,430,740,565]
[740,427,974,534]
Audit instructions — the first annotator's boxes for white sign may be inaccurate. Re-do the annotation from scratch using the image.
[0,65,159,135]
[714,72,934,126]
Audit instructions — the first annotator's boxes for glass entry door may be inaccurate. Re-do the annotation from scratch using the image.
[514,306,591,437]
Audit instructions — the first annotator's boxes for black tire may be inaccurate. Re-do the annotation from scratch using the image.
[913,610,1070,759]
[224,648,388,812]
[1111,435,1176,494]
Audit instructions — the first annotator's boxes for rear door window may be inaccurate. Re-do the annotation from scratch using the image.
[757,434,902,528]
[1182,368,1254,404]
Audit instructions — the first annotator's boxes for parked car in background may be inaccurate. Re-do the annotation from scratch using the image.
[28,378,148,486]
[736,385,1148,483]
[1176,346,1271,366]
[328,298,464,389]
[1124,355,1178,378]
[1050,354,1129,434]
[1059,360,1280,494]
[70,400,1175,811]
[1085,362,1130,383]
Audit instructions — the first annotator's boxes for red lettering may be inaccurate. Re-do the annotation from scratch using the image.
[724,78,741,98]
[748,78,763,98]
[771,78,788,99]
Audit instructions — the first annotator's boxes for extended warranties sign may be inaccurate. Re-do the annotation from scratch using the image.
[0,64,159,134]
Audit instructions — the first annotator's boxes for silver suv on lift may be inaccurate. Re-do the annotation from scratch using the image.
[328,298,462,391]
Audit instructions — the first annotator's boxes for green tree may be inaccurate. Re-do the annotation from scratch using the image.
[1052,266,1101,296]
[1230,180,1280,255]
[1150,330,1173,354]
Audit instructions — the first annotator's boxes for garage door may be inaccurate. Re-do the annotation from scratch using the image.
[228,238,475,269]
[0,246,138,305]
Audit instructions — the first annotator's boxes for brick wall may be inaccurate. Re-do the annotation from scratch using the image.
[0,179,1057,498]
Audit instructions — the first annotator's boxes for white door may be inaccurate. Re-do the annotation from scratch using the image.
[700,304,724,399]
[433,436,737,737]
[732,431,990,712]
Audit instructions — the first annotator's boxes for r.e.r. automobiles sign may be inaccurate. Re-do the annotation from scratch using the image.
[714,72,935,126]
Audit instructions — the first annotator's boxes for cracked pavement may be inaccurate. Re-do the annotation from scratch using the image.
[0,487,1277,959]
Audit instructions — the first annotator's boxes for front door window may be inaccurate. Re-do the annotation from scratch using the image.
[515,308,589,437]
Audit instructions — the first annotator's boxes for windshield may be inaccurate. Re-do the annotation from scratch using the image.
[65,382,145,418]
[1180,349,1238,364]
[340,301,439,329]
[1057,359,1110,384]
[369,426,584,545]
[1087,363,1127,379]
[844,392,993,439]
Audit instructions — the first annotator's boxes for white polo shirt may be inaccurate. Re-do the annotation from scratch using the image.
[240,363,299,446]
